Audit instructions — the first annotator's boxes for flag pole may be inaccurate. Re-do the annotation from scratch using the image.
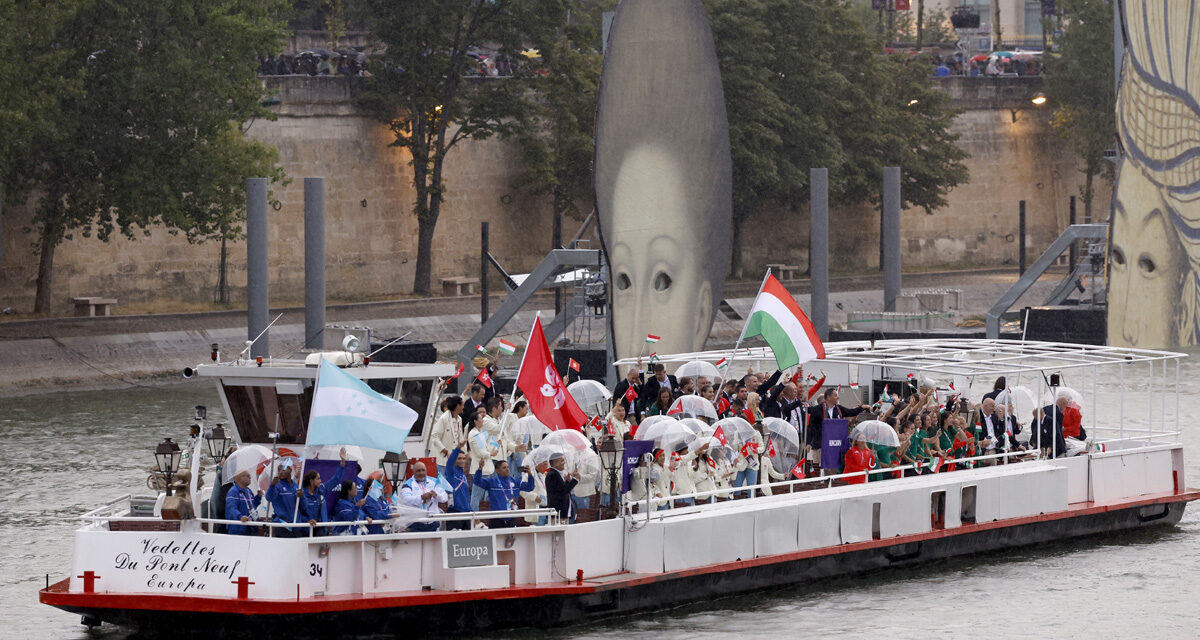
[723,269,772,390]
[292,359,326,527]
[497,315,539,444]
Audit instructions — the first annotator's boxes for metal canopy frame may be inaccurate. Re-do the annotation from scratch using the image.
[613,338,1184,377]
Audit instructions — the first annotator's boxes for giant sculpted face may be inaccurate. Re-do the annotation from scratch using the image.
[1110,1,1200,347]
[594,0,732,359]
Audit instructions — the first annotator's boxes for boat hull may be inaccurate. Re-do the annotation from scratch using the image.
[41,496,1191,637]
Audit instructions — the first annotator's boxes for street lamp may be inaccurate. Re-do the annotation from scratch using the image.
[154,437,182,495]
[596,437,624,519]
[1031,92,1047,106]
[380,451,409,489]
[205,424,232,459]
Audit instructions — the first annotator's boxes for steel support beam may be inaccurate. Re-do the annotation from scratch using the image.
[985,224,1108,339]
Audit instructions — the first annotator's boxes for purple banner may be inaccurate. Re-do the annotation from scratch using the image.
[821,419,850,469]
[621,439,656,493]
[302,459,360,519]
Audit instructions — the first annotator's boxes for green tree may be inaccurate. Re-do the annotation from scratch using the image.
[6,0,288,314]
[359,0,564,296]
[1044,0,1115,223]
[708,0,968,274]
[512,1,611,234]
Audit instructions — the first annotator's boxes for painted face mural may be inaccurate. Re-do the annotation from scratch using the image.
[1110,1,1200,347]
[594,0,733,360]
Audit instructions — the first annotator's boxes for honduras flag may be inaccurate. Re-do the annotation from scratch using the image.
[307,360,418,453]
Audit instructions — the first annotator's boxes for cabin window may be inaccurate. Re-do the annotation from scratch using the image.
[397,379,434,437]
[931,491,947,530]
[222,383,313,444]
[961,486,977,524]
[367,378,399,399]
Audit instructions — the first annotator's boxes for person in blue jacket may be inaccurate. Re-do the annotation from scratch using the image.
[473,460,535,529]
[332,481,367,535]
[299,449,352,535]
[264,457,298,537]
[361,479,391,534]
[225,469,263,535]
[444,441,472,530]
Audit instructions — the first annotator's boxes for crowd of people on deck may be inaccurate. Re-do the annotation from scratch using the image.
[214,354,1090,536]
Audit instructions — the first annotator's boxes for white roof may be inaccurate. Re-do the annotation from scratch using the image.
[614,339,1185,376]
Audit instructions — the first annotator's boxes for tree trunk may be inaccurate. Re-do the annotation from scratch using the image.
[34,228,58,315]
[413,213,436,296]
[916,0,925,48]
[1082,167,1095,223]
[730,214,745,280]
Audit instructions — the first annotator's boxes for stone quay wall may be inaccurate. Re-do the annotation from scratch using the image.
[0,75,1105,314]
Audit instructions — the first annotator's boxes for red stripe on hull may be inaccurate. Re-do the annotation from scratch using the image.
[41,489,1200,616]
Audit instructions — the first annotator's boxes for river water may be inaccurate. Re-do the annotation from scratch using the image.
[3,354,1200,639]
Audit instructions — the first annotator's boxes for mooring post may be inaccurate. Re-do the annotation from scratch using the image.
[481,221,489,325]
[1019,200,1027,276]
[304,178,326,350]
[246,178,269,359]
[810,168,830,341]
[882,167,901,312]
[1068,195,1077,273]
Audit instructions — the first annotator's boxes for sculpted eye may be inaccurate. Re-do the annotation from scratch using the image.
[653,271,672,292]
[1111,247,1126,268]
[1138,255,1156,275]
[616,273,631,290]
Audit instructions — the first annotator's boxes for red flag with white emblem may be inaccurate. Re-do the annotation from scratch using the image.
[712,425,727,446]
[476,367,493,388]
[516,317,587,431]
[624,385,638,404]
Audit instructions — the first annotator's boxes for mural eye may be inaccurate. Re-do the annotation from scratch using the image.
[653,271,672,292]
[616,273,632,290]
[1138,255,1157,275]
[1111,247,1126,268]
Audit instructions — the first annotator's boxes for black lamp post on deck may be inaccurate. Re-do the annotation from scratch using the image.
[154,437,182,495]
[380,451,410,489]
[597,437,624,519]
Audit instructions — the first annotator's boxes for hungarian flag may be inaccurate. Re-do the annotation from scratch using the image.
[649,352,659,362]
[849,382,859,390]
[516,317,588,431]
[476,367,493,388]
[475,344,488,355]
[498,339,517,356]
[715,357,728,369]
[907,373,918,390]
[739,273,825,370]
[568,358,581,372]
[790,461,807,479]
[716,396,731,415]
[712,425,727,446]
[879,385,892,403]
[624,385,638,404]
[931,456,945,473]
[645,334,660,344]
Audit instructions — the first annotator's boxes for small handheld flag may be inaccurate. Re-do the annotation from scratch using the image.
[649,352,659,363]
[713,425,727,446]
[715,357,728,369]
[624,385,638,403]
[849,382,860,390]
[645,334,661,344]
[498,339,517,356]
[476,367,493,388]
[879,385,892,403]
[475,344,489,355]
[568,358,581,372]
[448,361,466,380]
[767,440,777,458]
[790,461,807,479]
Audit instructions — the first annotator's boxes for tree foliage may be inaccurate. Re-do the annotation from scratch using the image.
[707,0,968,274]
[359,0,567,295]
[1044,0,1115,221]
[2,0,288,313]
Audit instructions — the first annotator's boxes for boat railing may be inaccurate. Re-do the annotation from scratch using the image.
[622,441,1164,518]
[80,494,135,521]
[81,506,562,535]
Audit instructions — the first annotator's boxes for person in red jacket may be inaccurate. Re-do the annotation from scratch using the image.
[843,433,875,484]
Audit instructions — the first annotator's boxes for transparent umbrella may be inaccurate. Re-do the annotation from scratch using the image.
[675,360,722,382]
[636,417,699,453]
[668,395,719,420]
[761,418,800,450]
[850,420,900,447]
[523,429,593,469]
[638,414,672,432]
[568,379,613,416]
[222,444,273,491]
[711,417,756,447]
[1054,386,1084,408]
[510,415,551,446]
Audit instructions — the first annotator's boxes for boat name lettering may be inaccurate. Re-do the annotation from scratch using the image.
[108,536,243,594]
[140,537,217,557]
[452,545,489,560]
[446,536,494,568]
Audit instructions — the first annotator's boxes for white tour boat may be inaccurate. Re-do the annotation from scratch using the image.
[40,339,1198,635]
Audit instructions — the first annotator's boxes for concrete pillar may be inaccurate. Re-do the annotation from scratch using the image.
[810,168,829,341]
[480,221,489,324]
[882,167,901,312]
[304,178,326,350]
[246,178,269,359]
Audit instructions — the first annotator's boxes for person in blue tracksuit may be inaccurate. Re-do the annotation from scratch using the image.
[444,443,472,530]
[264,457,298,537]
[224,470,263,535]
[332,481,366,535]
[473,460,535,529]
[299,452,352,536]
[361,479,391,534]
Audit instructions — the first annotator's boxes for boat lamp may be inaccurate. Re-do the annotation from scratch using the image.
[154,437,182,479]
[381,451,409,488]
[205,424,232,459]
